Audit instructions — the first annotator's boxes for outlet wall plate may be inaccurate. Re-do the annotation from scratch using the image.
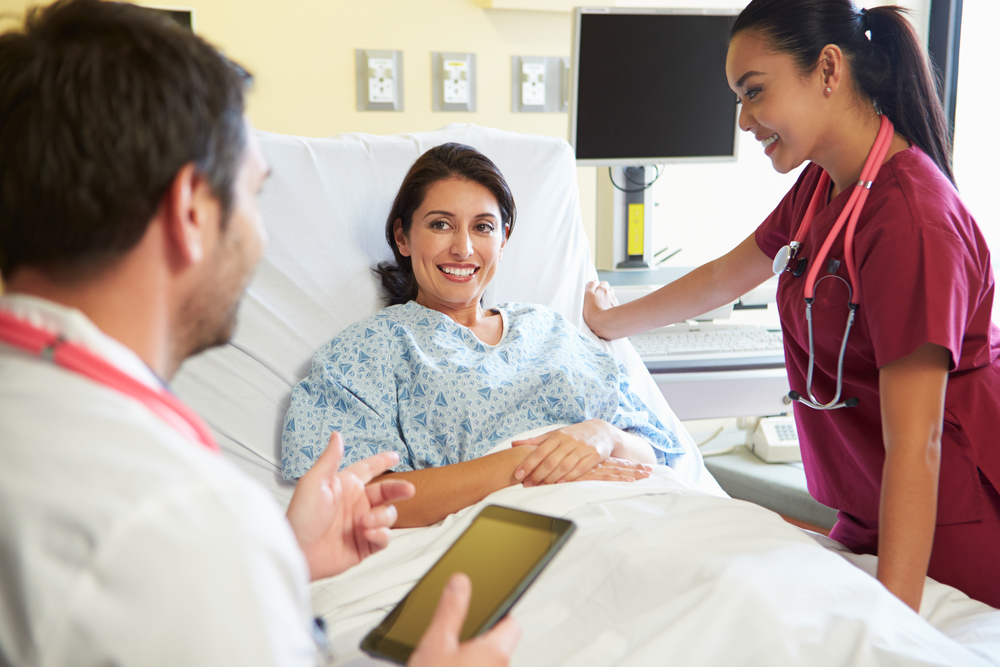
[432,52,476,112]
[512,56,567,113]
[356,49,403,111]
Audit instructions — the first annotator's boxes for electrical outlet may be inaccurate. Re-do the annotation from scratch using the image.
[432,52,476,112]
[367,58,395,103]
[521,62,546,106]
[512,56,564,113]
[356,49,403,111]
[443,60,468,104]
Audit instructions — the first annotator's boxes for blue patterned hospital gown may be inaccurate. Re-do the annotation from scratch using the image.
[281,302,683,478]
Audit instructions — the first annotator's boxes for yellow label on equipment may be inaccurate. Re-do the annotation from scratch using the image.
[627,203,644,256]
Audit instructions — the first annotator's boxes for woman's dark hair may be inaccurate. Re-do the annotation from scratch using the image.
[375,143,517,306]
[732,0,954,184]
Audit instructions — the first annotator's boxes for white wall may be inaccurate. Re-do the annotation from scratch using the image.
[952,1,1000,319]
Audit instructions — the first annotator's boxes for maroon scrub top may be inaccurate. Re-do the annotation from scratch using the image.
[755,146,1000,525]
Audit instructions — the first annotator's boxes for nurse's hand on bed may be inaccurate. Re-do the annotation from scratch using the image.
[583,280,619,340]
[512,419,653,487]
[409,573,521,667]
[285,431,416,581]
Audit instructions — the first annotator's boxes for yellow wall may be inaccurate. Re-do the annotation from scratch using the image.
[0,0,931,138]
[0,0,576,139]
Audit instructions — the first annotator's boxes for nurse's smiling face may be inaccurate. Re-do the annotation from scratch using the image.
[394,177,506,313]
[726,32,831,174]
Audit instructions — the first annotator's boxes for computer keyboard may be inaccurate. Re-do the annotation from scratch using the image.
[628,323,785,373]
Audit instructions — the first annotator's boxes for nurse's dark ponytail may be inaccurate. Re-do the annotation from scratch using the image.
[732,0,954,185]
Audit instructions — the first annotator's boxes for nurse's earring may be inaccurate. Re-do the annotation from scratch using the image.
[826,87,832,94]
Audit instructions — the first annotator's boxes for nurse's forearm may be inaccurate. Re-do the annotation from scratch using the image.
[588,233,774,340]
[372,447,536,528]
[877,441,939,611]
[877,343,949,612]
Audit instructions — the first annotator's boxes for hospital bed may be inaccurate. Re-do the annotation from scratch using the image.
[173,125,1000,666]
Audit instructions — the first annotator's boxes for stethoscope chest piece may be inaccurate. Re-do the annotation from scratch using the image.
[773,245,808,277]
[772,246,791,275]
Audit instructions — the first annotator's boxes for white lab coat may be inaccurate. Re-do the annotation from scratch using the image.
[0,295,317,666]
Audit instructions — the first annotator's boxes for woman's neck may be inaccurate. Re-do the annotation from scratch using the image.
[414,296,503,345]
[815,112,910,201]
[816,111,882,200]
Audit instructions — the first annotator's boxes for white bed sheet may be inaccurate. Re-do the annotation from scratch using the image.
[315,433,1000,667]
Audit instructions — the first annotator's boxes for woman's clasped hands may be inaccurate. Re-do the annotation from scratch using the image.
[511,419,652,487]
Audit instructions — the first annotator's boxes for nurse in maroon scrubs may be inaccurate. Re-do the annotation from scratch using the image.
[584,0,1000,612]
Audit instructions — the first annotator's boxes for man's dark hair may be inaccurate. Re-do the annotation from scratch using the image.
[0,0,252,280]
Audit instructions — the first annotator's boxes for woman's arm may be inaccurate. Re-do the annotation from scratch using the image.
[584,232,774,340]
[379,446,649,528]
[877,342,950,611]
[378,448,532,528]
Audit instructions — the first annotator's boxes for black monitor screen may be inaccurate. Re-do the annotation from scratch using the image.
[572,11,738,165]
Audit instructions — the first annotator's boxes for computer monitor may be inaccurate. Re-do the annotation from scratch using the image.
[569,7,739,167]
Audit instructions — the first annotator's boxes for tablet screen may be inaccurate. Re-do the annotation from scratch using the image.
[362,505,575,663]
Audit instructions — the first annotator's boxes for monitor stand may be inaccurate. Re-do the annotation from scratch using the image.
[595,165,655,270]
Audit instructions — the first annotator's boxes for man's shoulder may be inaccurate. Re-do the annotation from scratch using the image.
[0,352,296,553]
[0,353,310,664]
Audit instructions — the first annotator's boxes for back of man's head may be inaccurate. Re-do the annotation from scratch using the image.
[0,0,251,282]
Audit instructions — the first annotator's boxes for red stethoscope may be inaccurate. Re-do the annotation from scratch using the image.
[772,114,894,411]
[0,309,219,452]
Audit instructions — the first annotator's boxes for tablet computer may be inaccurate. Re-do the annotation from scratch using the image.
[360,504,575,664]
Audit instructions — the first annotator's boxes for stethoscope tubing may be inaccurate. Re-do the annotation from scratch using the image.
[800,294,857,410]
[785,115,895,411]
[0,309,219,452]
[802,115,894,303]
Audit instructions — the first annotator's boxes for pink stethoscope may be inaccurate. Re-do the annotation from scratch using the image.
[772,114,894,411]
[0,309,219,452]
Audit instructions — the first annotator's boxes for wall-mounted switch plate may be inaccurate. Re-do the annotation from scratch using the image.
[512,56,566,113]
[433,52,476,112]
[356,49,403,111]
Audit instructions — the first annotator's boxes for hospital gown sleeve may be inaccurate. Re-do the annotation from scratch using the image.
[608,358,684,466]
[282,323,410,479]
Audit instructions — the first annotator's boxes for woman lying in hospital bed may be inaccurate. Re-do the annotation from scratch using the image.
[282,143,684,527]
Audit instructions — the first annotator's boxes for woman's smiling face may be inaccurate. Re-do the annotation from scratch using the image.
[394,176,506,313]
[726,32,829,174]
